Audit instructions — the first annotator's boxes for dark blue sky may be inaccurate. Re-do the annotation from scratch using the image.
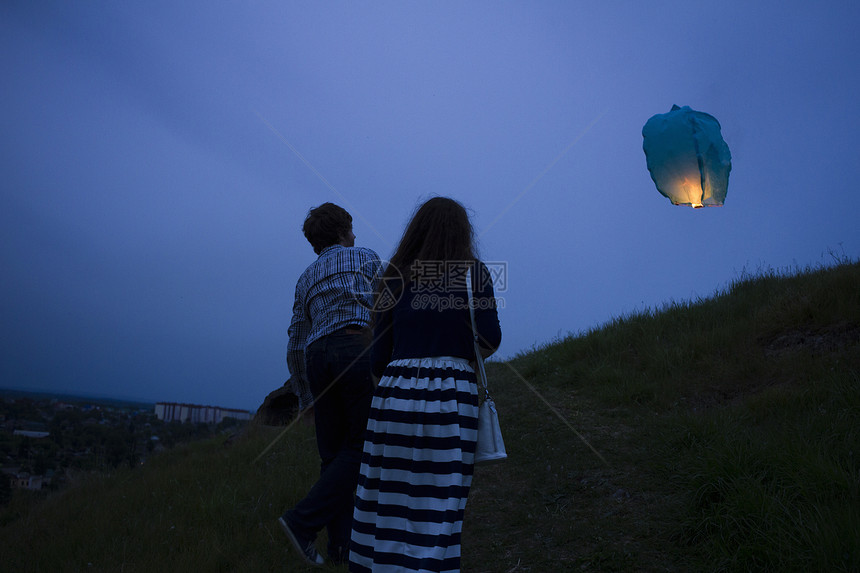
[2,1,858,411]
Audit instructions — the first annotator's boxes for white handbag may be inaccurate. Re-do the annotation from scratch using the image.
[467,268,507,464]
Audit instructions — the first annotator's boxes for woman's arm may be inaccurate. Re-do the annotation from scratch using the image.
[370,305,394,378]
[474,261,502,357]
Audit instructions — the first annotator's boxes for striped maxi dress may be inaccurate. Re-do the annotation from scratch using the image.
[349,356,479,573]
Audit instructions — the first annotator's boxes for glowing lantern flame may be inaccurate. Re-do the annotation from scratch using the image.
[642,105,732,208]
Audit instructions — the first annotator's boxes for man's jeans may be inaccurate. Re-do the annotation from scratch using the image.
[285,331,374,554]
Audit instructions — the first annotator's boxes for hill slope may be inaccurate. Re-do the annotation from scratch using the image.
[2,261,858,572]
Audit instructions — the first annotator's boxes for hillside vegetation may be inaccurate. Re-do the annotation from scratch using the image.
[2,261,858,572]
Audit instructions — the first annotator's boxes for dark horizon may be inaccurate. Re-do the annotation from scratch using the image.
[0,386,252,414]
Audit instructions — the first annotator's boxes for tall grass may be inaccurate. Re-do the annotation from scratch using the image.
[2,260,857,572]
[664,372,858,571]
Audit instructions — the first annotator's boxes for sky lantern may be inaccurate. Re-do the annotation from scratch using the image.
[642,105,732,208]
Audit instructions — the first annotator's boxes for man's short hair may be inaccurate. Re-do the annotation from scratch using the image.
[303,203,353,254]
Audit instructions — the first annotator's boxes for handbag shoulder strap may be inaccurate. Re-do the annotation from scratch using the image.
[466,267,490,396]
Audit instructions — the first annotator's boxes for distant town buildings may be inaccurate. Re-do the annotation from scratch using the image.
[2,393,251,499]
[13,430,51,439]
[4,470,44,490]
[154,402,251,424]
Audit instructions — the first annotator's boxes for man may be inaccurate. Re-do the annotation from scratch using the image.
[279,202,381,566]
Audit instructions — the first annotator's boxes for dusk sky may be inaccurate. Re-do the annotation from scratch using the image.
[2,1,858,412]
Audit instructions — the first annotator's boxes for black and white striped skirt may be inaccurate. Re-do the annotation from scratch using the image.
[349,356,479,573]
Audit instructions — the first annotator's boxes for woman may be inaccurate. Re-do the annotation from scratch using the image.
[349,197,502,573]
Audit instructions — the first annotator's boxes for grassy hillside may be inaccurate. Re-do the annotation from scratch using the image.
[2,261,858,572]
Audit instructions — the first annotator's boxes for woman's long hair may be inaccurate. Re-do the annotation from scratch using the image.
[380,196,477,296]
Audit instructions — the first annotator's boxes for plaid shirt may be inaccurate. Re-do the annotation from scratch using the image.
[286,244,381,408]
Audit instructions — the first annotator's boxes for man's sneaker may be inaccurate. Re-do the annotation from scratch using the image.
[278,516,324,566]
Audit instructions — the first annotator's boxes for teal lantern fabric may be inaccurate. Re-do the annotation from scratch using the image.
[642,105,732,207]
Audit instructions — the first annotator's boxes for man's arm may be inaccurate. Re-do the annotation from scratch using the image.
[286,282,314,410]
